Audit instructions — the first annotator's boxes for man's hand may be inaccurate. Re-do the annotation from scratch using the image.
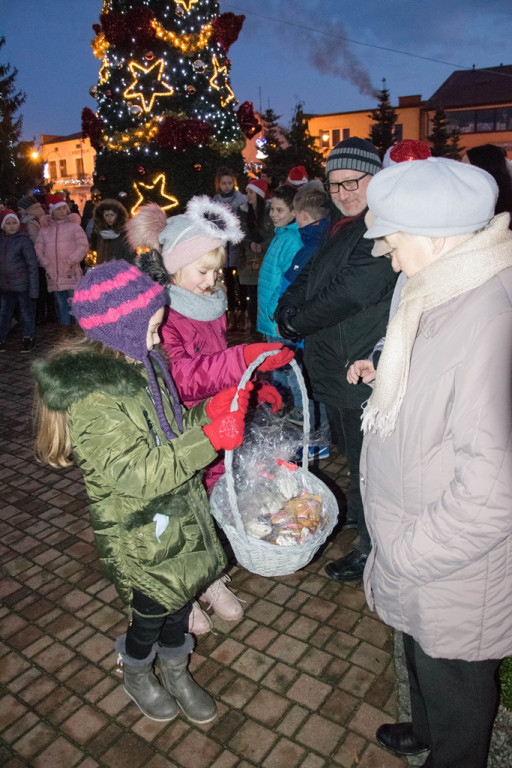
[275,305,300,341]
[347,359,376,385]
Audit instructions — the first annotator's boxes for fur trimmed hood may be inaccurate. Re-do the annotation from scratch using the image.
[93,198,128,233]
[33,350,146,411]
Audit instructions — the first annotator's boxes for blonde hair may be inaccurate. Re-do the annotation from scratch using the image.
[34,336,123,468]
[172,245,226,288]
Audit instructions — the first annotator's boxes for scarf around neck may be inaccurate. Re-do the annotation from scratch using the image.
[362,213,512,437]
[166,283,227,321]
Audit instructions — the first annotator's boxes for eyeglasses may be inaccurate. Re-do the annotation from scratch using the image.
[325,172,370,193]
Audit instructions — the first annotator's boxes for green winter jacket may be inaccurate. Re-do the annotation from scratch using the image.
[33,349,226,614]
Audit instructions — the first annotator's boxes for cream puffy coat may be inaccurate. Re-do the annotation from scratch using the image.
[362,230,512,661]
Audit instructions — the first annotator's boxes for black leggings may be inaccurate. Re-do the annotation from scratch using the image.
[125,590,192,659]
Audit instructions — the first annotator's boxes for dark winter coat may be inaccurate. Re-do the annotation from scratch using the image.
[90,200,134,265]
[32,350,226,612]
[237,203,274,286]
[277,211,397,409]
[0,231,39,297]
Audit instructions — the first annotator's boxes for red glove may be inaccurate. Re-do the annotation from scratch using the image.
[203,385,252,451]
[206,382,254,421]
[243,343,294,372]
[254,382,283,413]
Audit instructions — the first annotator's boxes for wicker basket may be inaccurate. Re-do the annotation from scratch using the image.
[210,350,339,577]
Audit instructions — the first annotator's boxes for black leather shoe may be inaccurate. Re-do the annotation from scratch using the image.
[376,722,429,756]
[324,549,368,582]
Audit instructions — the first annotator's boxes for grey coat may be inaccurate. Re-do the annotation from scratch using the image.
[362,254,512,661]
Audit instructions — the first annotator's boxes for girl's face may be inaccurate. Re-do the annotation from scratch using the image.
[103,210,117,226]
[246,188,257,206]
[2,218,20,235]
[270,198,295,229]
[175,257,219,295]
[52,205,69,221]
[219,175,234,194]
[146,307,165,351]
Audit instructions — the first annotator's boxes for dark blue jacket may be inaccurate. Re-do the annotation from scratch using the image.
[0,231,39,297]
[280,218,330,295]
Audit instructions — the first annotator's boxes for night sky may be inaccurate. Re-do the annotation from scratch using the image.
[1,0,510,143]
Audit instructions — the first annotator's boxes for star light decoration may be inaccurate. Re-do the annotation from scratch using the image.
[175,0,199,11]
[124,58,174,113]
[131,173,179,215]
[209,55,235,108]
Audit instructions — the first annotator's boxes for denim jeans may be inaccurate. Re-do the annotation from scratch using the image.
[0,291,36,341]
[53,289,74,325]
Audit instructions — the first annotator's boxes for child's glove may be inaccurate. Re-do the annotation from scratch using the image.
[205,382,254,421]
[203,384,252,451]
[243,343,294,372]
[254,382,283,413]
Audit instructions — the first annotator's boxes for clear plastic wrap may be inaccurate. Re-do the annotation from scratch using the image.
[214,406,330,546]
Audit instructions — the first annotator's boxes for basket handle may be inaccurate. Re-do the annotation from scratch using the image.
[224,348,310,541]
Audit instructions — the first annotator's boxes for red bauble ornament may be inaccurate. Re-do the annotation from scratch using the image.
[100,7,155,48]
[137,166,146,175]
[155,116,213,150]
[81,107,103,151]
[236,101,262,139]
[211,13,245,54]
[105,90,112,97]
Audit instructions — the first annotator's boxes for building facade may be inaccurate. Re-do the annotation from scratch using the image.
[306,65,512,161]
[40,133,96,212]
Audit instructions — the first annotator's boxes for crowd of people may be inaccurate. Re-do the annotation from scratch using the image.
[5,137,511,768]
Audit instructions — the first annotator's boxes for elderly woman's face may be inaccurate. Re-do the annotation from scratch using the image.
[384,231,435,277]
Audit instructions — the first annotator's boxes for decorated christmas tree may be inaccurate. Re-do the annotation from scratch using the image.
[83,0,259,213]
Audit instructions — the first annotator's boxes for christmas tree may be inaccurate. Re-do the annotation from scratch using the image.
[369,80,398,160]
[83,1,258,213]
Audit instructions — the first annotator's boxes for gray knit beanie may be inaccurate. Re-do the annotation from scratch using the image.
[325,137,381,176]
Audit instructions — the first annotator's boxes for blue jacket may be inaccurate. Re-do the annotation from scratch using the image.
[281,218,330,295]
[257,221,302,337]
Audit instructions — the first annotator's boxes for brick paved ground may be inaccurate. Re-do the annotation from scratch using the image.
[0,319,406,768]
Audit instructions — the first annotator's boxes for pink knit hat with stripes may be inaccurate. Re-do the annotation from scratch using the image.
[72,260,183,440]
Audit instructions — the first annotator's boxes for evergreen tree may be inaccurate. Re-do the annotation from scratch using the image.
[369,80,398,160]
[258,106,284,180]
[260,103,324,184]
[286,102,325,179]
[0,37,26,197]
[428,108,464,159]
[84,1,248,212]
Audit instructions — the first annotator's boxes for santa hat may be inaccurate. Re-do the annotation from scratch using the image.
[0,209,20,229]
[383,140,431,168]
[246,179,269,199]
[46,192,68,213]
[286,165,309,186]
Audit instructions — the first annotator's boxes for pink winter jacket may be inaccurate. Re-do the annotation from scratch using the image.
[160,306,248,492]
[35,213,88,291]
[362,229,512,661]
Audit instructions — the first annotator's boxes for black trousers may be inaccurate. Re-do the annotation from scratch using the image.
[325,403,370,554]
[125,590,192,659]
[403,633,500,768]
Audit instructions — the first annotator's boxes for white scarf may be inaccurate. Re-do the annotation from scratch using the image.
[362,213,512,436]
